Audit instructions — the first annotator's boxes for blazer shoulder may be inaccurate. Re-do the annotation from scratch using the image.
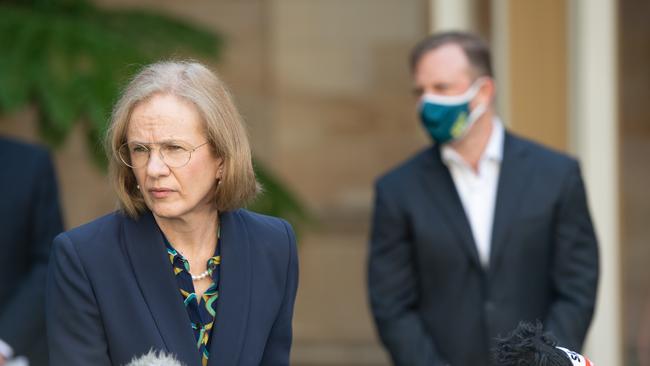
[0,137,54,176]
[231,209,296,263]
[375,146,436,189]
[56,211,126,252]
[507,132,579,170]
[0,136,49,156]
[233,209,294,241]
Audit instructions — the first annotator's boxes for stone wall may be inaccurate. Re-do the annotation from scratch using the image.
[620,0,650,364]
[1,1,429,364]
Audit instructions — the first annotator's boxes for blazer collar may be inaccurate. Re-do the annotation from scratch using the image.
[123,210,252,366]
[123,211,201,365]
[488,132,535,272]
[418,130,533,271]
[208,210,252,366]
[418,146,482,269]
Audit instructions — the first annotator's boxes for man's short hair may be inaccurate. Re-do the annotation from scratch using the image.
[409,31,493,78]
[493,321,572,366]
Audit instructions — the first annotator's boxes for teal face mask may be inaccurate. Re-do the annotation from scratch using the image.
[419,79,487,144]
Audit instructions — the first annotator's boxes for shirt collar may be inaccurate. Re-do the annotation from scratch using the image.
[484,117,504,162]
[162,232,221,278]
[441,117,505,166]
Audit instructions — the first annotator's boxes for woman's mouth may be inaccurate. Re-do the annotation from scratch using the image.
[149,188,174,199]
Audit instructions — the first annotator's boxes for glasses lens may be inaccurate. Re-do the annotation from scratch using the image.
[118,143,149,168]
[160,143,191,167]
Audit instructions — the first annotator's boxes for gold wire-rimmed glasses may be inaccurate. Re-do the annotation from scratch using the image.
[117,141,209,168]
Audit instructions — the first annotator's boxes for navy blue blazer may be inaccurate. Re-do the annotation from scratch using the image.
[46,209,298,366]
[368,132,599,366]
[0,137,63,366]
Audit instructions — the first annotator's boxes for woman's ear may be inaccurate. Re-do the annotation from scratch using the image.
[216,159,224,180]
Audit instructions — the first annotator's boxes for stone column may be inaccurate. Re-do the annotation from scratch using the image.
[430,0,475,32]
[568,0,622,364]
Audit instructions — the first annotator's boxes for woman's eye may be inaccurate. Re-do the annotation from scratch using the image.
[132,145,148,153]
[166,145,184,151]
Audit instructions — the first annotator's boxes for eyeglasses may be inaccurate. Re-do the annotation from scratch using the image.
[117,141,209,168]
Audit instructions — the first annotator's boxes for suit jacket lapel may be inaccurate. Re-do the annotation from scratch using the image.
[489,133,534,272]
[122,212,201,365]
[418,147,482,269]
[208,210,251,366]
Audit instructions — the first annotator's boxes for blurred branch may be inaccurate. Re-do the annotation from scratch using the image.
[0,2,219,166]
[250,164,313,233]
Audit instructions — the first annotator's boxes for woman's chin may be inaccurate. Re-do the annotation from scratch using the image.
[148,204,183,220]
[146,199,215,222]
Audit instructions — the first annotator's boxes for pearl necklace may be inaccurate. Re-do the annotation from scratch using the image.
[172,226,220,282]
[190,268,211,281]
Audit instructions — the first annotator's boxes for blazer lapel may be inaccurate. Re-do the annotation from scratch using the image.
[122,212,201,365]
[208,210,252,366]
[418,147,482,269]
[489,133,534,272]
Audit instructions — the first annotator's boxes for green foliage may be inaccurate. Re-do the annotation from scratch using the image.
[0,0,219,165]
[0,0,308,228]
[251,164,312,230]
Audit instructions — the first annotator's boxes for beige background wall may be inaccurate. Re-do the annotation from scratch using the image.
[1,1,429,365]
[507,0,567,152]
[268,1,428,364]
[4,1,647,365]
[620,0,650,364]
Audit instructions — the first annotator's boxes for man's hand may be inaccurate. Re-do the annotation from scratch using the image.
[0,354,7,366]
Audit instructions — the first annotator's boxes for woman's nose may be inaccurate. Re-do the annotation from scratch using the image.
[145,149,170,176]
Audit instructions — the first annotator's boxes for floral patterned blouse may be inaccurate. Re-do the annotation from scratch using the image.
[164,232,221,366]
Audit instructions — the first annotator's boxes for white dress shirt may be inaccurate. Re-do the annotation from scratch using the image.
[441,118,504,268]
[0,325,29,366]
[0,338,14,361]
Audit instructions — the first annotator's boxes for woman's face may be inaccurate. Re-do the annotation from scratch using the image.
[126,93,223,222]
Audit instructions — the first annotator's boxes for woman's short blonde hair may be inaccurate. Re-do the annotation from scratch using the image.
[106,60,260,217]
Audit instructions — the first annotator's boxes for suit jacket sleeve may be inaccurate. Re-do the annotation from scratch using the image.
[47,233,112,365]
[368,182,448,366]
[544,162,599,351]
[259,220,299,365]
[0,149,63,355]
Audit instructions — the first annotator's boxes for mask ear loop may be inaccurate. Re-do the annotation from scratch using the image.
[454,77,489,140]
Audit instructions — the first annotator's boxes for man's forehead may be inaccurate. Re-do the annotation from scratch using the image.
[414,43,472,80]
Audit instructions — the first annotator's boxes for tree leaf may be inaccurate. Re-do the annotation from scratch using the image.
[0,2,308,228]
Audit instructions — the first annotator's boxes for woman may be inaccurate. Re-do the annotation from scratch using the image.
[46,61,298,366]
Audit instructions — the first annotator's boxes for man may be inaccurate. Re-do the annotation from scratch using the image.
[368,31,599,365]
[0,137,64,366]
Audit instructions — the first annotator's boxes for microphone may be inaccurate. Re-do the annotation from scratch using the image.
[125,350,185,366]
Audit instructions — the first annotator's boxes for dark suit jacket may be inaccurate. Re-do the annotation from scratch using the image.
[0,137,63,366]
[46,209,298,366]
[368,132,599,366]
